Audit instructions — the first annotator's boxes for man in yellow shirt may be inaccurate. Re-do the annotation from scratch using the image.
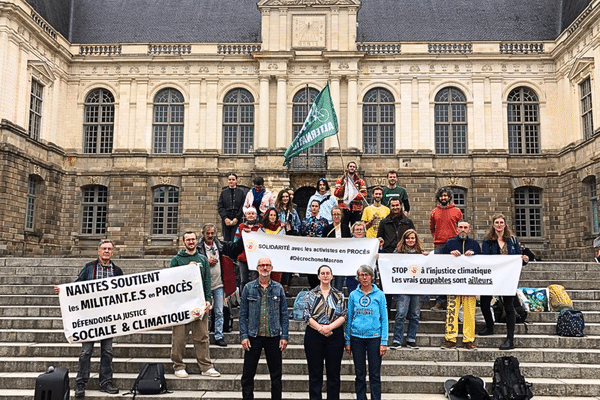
[361,186,390,238]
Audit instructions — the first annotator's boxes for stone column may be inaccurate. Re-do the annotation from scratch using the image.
[276,76,288,149]
[257,76,270,149]
[205,79,218,149]
[346,75,358,150]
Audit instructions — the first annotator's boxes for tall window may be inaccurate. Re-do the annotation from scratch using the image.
[508,87,540,154]
[293,87,323,155]
[81,185,108,235]
[434,87,467,154]
[363,88,395,154]
[152,186,179,235]
[580,78,594,140]
[153,89,184,154]
[28,79,43,140]
[588,176,599,235]
[223,88,254,154]
[451,187,467,219]
[25,177,39,231]
[84,89,115,154]
[514,187,542,237]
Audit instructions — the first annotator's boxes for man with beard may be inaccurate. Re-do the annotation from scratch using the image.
[440,221,481,350]
[376,198,415,253]
[362,186,390,239]
[334,161,368,227]
[429,187,463,310]
[217,173,246,241]
[382,170,410,214]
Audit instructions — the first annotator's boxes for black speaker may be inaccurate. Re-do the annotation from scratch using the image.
[34,367,70,400]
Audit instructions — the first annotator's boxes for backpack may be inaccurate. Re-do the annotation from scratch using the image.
[292,290,310,321]
[128,363,168,399]
[556,308,585,337]
[449,375,490,400]
[548,284,573,311]
[492,297,529,332]
[492,356,533,400]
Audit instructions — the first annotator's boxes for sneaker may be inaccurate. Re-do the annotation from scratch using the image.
[441,340,456,349]
[74,384,85,398]
[174,369,189,378]
[406,341,419,349]
[431,303,445,311]
[464,341,478,350]
[215,338,228,347]
[390,342,402,349]
[99,382,119,394]
[202,368,221,377]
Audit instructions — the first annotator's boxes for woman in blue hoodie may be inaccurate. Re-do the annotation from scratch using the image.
[345,265,388,400]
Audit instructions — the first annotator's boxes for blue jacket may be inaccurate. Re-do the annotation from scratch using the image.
[481,236,521,255]
[239,279,289,341]
[345,284,388,346]
[76,259,123,282]
[442,236,482,255]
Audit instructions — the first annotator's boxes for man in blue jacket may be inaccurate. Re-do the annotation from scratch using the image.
[440,221,481,350]
[239,257,289,400]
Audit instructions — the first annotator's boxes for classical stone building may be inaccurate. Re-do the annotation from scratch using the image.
[1,0,599,259]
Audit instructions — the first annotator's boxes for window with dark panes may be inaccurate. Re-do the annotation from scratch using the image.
[293,87,323,155]
[580,78,594,140]
[84,89,115,154]
[451,187,467,219]
[434,87,467,154]
[81,185,108,235]
[152,186,179,235]
[25,177,38,231]
[587,176,599,235]
[28,79,43,140]
[514,187,542,237]
[508,87,540,154]
[153,89,184,154]
[363,88,395,155]
[223,88,254,154]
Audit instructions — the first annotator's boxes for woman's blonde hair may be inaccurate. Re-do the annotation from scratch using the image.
[484,213,514,241]
[395,229,424,254]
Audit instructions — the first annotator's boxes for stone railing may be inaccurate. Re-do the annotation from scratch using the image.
[357,43,401,55]
[428,43,472,54]
[288,155,327,170]
[30,10,57,40]
[568,4,594,34]
[79,45,122,56]
[147,44,192,55]
[499,43,544,54]
[217,44,261,55]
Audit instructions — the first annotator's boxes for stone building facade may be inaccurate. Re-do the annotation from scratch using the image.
[1,0,600,259]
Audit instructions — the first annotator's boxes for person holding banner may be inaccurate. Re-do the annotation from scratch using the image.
[303,265,346,400]
[300,200,330,288]
[345,221,368,293]
[259,207,286,283]
[345,265,388,400]
[440,221,481,350]
[390,229,427,350]
[479,214,529,350]
[305,177,337,223]
[240,257,289,400]
[334,161,368,228]
[235,207,261,292]
[54,239,122,397]
[323,206,352,291]
[169,231,220,378]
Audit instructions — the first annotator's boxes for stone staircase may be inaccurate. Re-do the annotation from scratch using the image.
[0,258,599,400]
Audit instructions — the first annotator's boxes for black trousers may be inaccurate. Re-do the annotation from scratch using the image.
[304,326,345,400]
[241,336,282,400]
[480,295,516,339]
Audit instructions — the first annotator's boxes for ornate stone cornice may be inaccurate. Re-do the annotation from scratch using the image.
[258,0,359,6]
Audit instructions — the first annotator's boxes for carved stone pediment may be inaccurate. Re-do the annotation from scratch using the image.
[567,57,594,82]
[28,60,55,86]
[258,0,360,7]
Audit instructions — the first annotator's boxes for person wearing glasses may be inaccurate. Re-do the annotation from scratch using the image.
[345,265,388,400]
[54,239,122,397]
[239,257,289,400]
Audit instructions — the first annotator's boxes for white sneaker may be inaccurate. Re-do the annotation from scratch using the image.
[174,369,189,378]
[202,368,221,377]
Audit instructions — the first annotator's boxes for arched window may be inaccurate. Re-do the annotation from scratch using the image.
[363,88,395,154]
[152,186,179,235]
[514,187,542,237]
[293,87,322,155]
[84,89,115,154]
[434,87,467,154]
[223,88,254,154]
[508,87,540,154]
[153,88,184,154]
[81,185,108,235]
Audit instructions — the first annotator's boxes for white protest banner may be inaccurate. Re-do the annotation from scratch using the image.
[242,232,379,276]
[378,254,523,295]
[58,263,205,344]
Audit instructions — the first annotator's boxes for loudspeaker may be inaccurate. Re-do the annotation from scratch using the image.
[34,366,70,400]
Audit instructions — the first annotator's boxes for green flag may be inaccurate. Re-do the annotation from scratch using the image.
[283,84,338,166]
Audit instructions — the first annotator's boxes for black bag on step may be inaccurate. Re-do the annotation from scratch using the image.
[556,308,584,337]
[492,356,533,400]
[450,374,491,400]
[128,363,168,399]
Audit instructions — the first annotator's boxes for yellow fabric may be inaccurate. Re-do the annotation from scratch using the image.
[361,205,390,238]
[444,295,476,343]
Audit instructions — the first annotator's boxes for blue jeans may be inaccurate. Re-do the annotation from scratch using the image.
[76,338,113,387]
[393,294,421,344]
[350,336,382,400]
[212,286,225,340]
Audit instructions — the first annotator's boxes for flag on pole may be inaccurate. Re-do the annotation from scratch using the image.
[283,84,338,166]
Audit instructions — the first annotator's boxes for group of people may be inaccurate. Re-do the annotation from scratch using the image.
[58,163,534,400]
